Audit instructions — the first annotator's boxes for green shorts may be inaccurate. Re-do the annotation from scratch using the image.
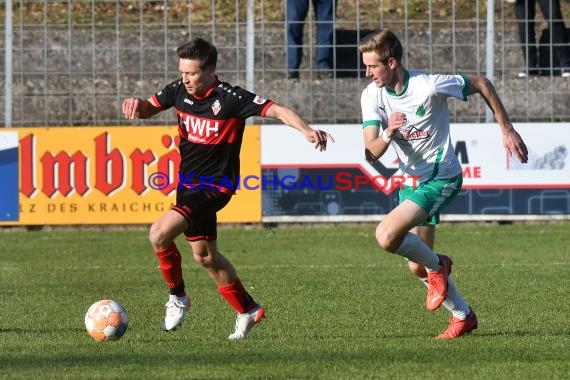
[398,175,463,226]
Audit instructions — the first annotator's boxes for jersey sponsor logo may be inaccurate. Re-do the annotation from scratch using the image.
[175,110,242,145]
[177,111,220,143]
[398,125,430,140]
[253,95,267,105]
[211,99,221,115]
[178,112,219,143]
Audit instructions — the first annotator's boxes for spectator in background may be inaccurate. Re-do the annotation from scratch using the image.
[286,0,336,79]
[510,0,570,78]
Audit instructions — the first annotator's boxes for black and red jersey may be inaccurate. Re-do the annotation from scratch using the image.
[152,79,274,193]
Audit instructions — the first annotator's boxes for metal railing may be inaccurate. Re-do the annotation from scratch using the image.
[1,0,569,127]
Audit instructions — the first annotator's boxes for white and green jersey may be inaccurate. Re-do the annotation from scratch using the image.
[361,70,468,184]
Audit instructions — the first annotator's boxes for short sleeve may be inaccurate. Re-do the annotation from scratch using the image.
[361,85,385,128]
[225,86,275,119]
[431,74,468,101]
[153,79,181,110]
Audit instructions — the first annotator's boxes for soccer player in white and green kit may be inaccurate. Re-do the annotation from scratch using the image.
[359,29,529,338]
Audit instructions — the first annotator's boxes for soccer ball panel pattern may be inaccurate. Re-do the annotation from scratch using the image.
[85,300,128,341]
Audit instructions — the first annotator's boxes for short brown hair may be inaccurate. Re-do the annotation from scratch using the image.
[358,29,403,63]
[176,38,217,70]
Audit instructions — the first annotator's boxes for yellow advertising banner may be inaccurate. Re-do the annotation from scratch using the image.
[0,126,261,225]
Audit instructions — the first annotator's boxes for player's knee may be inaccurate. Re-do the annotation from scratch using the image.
[375,224,399,253]
[148,222,170,250]
[192,247,214,268]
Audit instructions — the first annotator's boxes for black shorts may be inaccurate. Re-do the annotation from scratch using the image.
[172,187,232,242]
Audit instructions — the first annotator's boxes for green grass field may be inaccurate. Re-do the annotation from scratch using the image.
[1,223,569,379]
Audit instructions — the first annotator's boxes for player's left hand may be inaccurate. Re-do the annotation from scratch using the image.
[503,128,528,163]
[309,129,335,151]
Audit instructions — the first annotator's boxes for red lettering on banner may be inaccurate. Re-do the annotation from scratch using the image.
[40,151,89,198]
[354,175,370,190]
[21,134,90,198]
[462,166,481,178]
[389,175,406,191]
[130,149,156,195]
[156,135,180,196]
[371,175,388,190]
[335,172,352,190]
[19,132,180,199]
[94,133,125,196]
[20,134,36,198]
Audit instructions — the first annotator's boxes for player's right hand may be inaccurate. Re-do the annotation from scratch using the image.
[122,97,143,119]
[387,111,407,133]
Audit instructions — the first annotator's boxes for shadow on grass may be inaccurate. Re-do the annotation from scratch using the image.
[0,327,86,334]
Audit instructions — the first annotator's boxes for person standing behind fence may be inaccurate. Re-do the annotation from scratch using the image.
[121,37,334,339]
[358,29,529,339]
[510,0,570,77]
[286,0,336,79]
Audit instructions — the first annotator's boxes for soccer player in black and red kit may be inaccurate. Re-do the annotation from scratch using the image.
[122,37,333,339]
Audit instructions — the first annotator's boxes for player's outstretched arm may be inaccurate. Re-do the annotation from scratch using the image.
[466,75,529,164]
[122,97,162,120]
[264,103,335,151]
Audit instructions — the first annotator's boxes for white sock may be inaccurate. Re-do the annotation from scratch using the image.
[394,232,441,271]
[419,276,470,319]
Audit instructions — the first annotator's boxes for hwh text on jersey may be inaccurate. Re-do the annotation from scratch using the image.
[177,111,219,143]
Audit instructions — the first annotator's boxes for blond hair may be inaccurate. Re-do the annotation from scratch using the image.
[358,29,403,63]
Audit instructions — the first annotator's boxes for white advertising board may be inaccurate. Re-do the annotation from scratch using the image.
[261,123,570,190]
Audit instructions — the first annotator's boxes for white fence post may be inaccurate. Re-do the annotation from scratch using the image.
[486,0,495,122]
[246,0,255,93]
[4,0,13,127]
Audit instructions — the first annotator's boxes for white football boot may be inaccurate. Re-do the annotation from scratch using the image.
[162,295,190,331]
[228,304,265,340]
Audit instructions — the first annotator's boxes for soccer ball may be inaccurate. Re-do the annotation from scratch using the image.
[85,299,128,341]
